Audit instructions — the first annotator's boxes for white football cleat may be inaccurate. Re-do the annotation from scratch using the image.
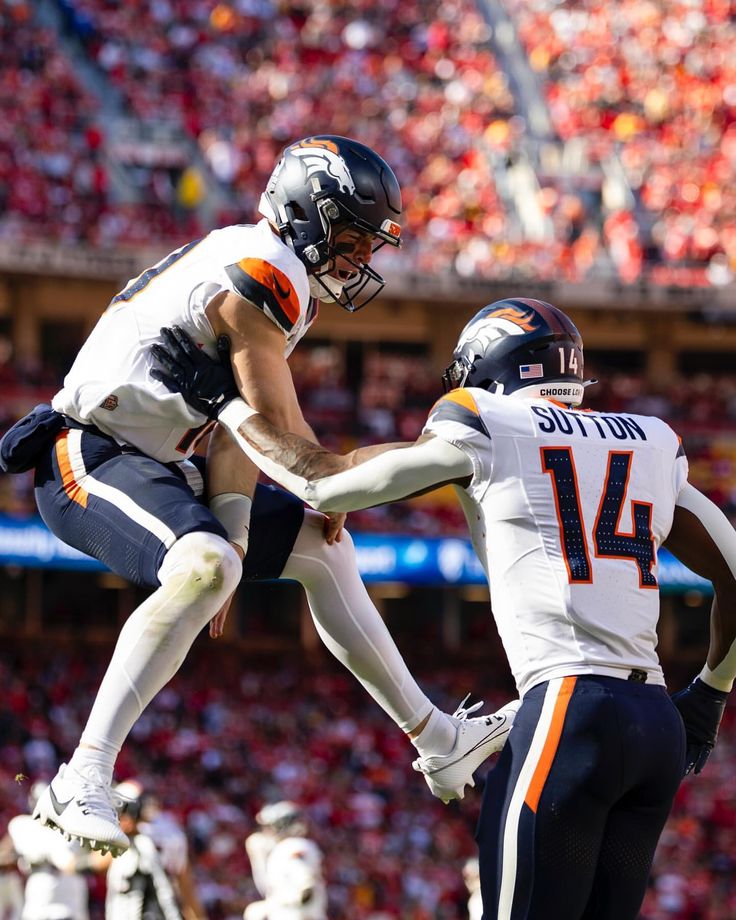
[32,763,130,856]
[413,696,521,804]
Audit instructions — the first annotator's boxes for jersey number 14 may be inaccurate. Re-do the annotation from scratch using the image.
[541,447,657,588]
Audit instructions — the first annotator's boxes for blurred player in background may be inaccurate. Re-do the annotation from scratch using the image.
[462,858,482,920]
[0,834,22,920]
[154,297,736,920]
[243,802,326,920]
[0,135,515,857]
[137,797,203,920]
[4,782,89,920]
[94,781,182,920]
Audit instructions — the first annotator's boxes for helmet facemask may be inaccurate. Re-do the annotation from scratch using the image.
[306,199,395,311]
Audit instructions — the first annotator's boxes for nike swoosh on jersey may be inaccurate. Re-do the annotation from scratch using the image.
[225,258,300,330]
[272,272,292,302]
[49,785,74,815]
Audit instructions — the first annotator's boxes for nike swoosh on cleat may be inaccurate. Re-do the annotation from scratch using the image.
[272,273,292,301]
[49,786,74,815]
[426,714,510,775]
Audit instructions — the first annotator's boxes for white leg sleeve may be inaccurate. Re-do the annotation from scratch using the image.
[80,531,241,755]
[281,511,434,732]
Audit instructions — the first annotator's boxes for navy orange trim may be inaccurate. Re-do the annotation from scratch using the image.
[592,450,658,589]
[524,676,576,812]
[55,431,88,508]
[540,446,593,584]
[226,258,299,331]
[111,238,203,306]
[429,390,491,439]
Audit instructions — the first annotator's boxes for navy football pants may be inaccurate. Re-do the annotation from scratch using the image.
[477,675,686,920]
[34,424,304,588]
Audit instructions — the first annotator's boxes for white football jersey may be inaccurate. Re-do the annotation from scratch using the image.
[7,815,89,920]
[53,220,315,462]
[106,833,181,920]
[138,814,188,876]
[256,837,326,920]
[424,389,688,696]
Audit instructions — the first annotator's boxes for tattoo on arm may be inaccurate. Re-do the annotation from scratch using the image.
[242,416,349,480]
[241,416,412,481]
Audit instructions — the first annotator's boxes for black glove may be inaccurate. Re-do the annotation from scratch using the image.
[150,326,239,420]
[671,677,728,776]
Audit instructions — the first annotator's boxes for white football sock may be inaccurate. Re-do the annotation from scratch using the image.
[79,531,241,760]
[68,747,116,786]
[281,511,441,734]
[411,706,456,760]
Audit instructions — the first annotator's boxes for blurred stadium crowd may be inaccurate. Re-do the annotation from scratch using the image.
[1,0,735,285]
[0,643,734,920]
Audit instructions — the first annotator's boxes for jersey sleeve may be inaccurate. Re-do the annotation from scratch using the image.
[672,432,689,500]
[423,388,493,494]
[224,257,305,334]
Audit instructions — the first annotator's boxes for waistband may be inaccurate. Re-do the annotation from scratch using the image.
[587,665,652,683]
[521,662,666,697]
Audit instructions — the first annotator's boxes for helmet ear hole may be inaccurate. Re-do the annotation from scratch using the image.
[289,201,308,222]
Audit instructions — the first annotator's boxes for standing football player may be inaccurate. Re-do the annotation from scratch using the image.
[5,783,90,920]
[244,801,326,920]
[155,297,736,920]
[1,136,516,858]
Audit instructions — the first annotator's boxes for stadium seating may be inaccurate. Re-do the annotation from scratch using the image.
[4,0,732,285]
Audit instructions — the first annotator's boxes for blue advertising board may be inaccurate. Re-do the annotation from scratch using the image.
[0,514,712,593]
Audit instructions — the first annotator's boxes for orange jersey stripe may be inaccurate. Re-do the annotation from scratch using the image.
[236,258,300,325]
[524,676,577,813]
[55,431,88,508]
[440,388,480,416]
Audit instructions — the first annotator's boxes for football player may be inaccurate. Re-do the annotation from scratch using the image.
[5,783,90,920]
[244,801,326,920]
[1,136,516,857]
[154,297,736,920]
[97,782,182,920]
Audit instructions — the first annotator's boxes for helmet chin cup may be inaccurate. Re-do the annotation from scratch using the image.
[309,273,343,302]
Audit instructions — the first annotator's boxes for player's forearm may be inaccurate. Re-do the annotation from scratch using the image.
[218,400,471,512]
[703,592,736,691]
[674,484,736,690]
[206,425,254,555]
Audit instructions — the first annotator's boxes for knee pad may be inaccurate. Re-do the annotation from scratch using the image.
[158,531,241,604]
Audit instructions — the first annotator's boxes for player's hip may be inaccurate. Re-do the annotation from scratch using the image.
[491,673,685,815]
[33,425,304,588]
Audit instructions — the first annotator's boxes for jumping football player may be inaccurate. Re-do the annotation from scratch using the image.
[0,137,517,857]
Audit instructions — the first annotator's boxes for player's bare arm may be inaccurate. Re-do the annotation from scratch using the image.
[150,328,473,511]
[205,290,348,541]
[664,482,736,774]
[665,484,736,682]
[206,290,312,436]
[216,405,473,513]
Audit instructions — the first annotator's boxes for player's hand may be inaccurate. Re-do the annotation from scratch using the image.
[151,326,240,420]
[671,677,728,775]
[209,591,236,639]
[322,511,346,544]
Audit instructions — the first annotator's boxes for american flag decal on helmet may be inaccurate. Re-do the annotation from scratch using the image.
[519,363,544,379]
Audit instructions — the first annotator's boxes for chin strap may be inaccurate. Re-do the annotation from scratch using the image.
[308,273,343,303]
